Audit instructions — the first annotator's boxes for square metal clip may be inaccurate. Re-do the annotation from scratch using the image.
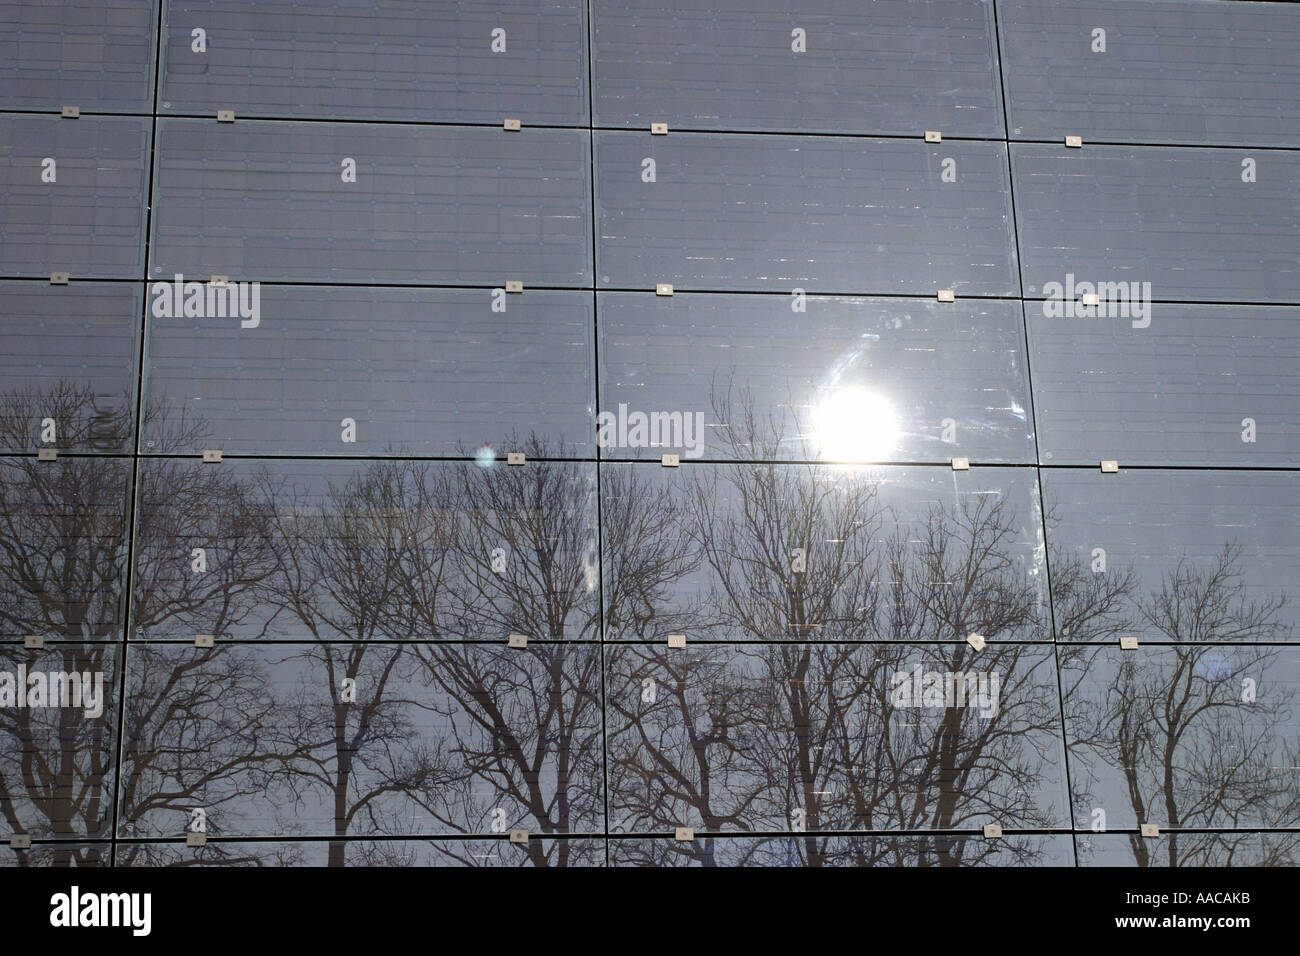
[937,289,955,303]
[1080,292,1100,307]
[61,106,80,118]
[661,454,680,467]
[1100,460,1119,473]
[24,635,44,650]
[37,448,57,461]
[9,835,32,849]
[1065,135,1083,148]
[1140,823,1160,838]
[209,275,229,288]
[503,118,522,131]
[202,449,223,463]
[509,829,529,844]
[186,832,207,847]
[507,634,528,649]
[504,280,523,293]
[674,827,695,842]
[967,633,986,652]
[507,452,526,466]
[924,130,942,143]
[1119,636,1139,650]
[951,457,970,471]
[50,272,70,285]
[195,634,215,648]
[217,110,235,123]
[651,122,669,135]
[656,283,674,296]
[983,823,1003,839]
[667,634,686,649]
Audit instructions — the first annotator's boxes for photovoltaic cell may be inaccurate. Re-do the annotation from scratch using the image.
[159,0,588,125]
[150,119,593,285]
[592,0,1004,137]
[596,131,1019,295]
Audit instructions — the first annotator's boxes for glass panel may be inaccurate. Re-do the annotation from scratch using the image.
[132,458,599,642]
[1000,0,1300,148]
[0,114,151,278]
[116,838,602,867]
[160,0,588,125]
[1078,833,1299,868]
[151,119,593,286]
[0,456,131,641]
[1013,144,1300,304]
[592,0,1003,136]
[601,462,1047,642]
[142,286,595,458]
[596,131,1019,295]
[0,280,140,454]
[610,833,1074,866]
[1062,643,1300,831]
[1044,469,1300,643]
[0,641,119,840]
[0,843,109,866]
[1027,302,1300,467]
[606,642,1067,833]
[118,642,604,840]
[0,0,157,113]
[598,292,1034,463]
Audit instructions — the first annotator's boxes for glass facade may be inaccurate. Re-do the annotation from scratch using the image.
[0,0,1296,868]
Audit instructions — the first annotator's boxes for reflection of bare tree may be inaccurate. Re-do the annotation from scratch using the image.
[612,832,1065,867]
[0,387,307,862]
[261,461,450,866]
[0,642,114,866]
[1063,545,1300,866]
[118,399,307,855]
[606,392,1064,865]
[607,645,770,860]
[5,378,1298,869]
[401,444,605,865]
[407,644,603,866]
[115,644,297,861]
[256,448,606,866]
[0,415,129,862]
[0,454,129,642]
[441,436,598,641]
[0,380,132,453]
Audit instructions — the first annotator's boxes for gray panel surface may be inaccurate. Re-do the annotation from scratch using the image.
[1028,302,1300,467]
[160,0,588,125]
[150,119,593,285]
[143,286,594,457]
[596,132,1019,295]
[1044,469,1300,643]
[0,281,140,454]
[0,114,151,278]
[1062,643,1300,831]
[599,292,1034,462]
[601,463,1047,643]
[1000,0,1300,148]
[592,0,1003,136]
[1012,144,1300,303]
[0,0,157,112]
